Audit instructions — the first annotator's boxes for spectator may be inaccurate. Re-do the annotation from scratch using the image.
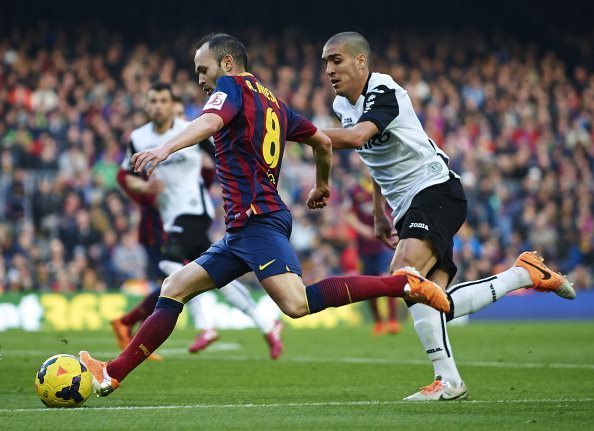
[0,27,592,292]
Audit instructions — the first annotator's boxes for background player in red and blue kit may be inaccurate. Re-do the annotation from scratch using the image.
[345,176,400,335]
[113,166,165,361]
[78,33,450,396]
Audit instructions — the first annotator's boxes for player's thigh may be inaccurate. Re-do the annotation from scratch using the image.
[428,267,451,290]
[161,261,218,303]
[195,238,252,287]
[390,237,438,276]
[260,272,308,318]
[392,180,466,277]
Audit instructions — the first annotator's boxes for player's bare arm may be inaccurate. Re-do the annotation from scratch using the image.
[124,174,164,195]
[344,211,375,239]
[323,121,378,149]
[302,130,332,209]
[372,178,398,249]
[132,113,224,176]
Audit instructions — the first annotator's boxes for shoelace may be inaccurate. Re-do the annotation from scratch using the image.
[419,380,443,394]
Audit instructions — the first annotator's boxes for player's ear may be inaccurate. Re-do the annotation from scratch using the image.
[221,54,234,73]
[357,54,367,70]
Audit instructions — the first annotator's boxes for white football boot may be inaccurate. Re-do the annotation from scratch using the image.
[404,376,468,401]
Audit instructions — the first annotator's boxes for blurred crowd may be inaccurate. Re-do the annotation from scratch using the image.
[1,26,593,293]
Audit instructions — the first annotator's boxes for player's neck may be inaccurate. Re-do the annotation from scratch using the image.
[346,73,370,105]
[152,118,174,135]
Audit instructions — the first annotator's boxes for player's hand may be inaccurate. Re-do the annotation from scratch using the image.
[375,215,398,249]
[306,186,330,209]
[131,146,170,177]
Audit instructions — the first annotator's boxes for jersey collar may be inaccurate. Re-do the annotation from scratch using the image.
[361,73,372,96]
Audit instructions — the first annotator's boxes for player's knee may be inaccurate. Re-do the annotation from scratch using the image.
[277,298,308,318]
[160,274,185,302]
[390,256,417,273]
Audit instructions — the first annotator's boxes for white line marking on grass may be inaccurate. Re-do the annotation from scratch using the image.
[2,398,593,413]
[4,343,241,357]
[4,349,593,370]
[337,357,594,370]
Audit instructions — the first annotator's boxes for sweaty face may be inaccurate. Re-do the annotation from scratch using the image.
[322,42,366,103]
[146,89,174,126]
[195,44,224,96]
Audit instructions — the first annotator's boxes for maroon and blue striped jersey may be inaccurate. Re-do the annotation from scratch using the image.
[202,73,317,229]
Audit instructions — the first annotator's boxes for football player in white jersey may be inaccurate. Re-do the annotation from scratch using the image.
[321,32,576,400]
[112,82,284,359]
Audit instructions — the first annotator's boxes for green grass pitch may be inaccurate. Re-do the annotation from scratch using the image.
[1,321,593,430]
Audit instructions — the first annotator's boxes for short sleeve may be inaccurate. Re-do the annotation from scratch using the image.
[357,84,399,133]
[201,76,243,124]
[284,104,317,142]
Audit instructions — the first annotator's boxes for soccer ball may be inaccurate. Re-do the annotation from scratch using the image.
[34,354,93,408]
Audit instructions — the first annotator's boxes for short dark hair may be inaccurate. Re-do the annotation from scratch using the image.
[325,31,371,60]
[196,33,248,70]
[171,94,182,104]
[149,82,174,98]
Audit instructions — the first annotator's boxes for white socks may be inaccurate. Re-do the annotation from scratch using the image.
[187,293,215,331]
[220,280,275,334]
[408,266,533,385]
[447,267,532,319]
[408,303,462,385]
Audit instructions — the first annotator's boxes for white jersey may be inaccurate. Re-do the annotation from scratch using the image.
[122,118,215,232]
[333,72,458,224]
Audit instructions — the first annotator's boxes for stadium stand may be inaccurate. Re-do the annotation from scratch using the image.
[0,26,592,293]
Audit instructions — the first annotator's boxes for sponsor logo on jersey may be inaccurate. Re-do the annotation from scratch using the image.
[357,131,390,151]
[408,222,429,231]
[343,117,353,125]
[204,91,227,110]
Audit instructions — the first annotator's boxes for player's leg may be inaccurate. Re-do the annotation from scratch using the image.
[373,248,401,335]
[160,215,226,354]
[230,210,450,319]
[111,289,159,349]
[393,179,469,401]
[366,250,401,335]
[110,242,164,360]
[186,294,220,353]
[445,251,575,320]
[218,279,284,359]
[388,239,467,401]
[80,261,218,396]
[386,297,401,334]
[369,298,385,335]
[259,266,449,318]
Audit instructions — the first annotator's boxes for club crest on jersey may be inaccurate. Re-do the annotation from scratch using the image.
[204,91,227,110]
[426,161,443,173]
